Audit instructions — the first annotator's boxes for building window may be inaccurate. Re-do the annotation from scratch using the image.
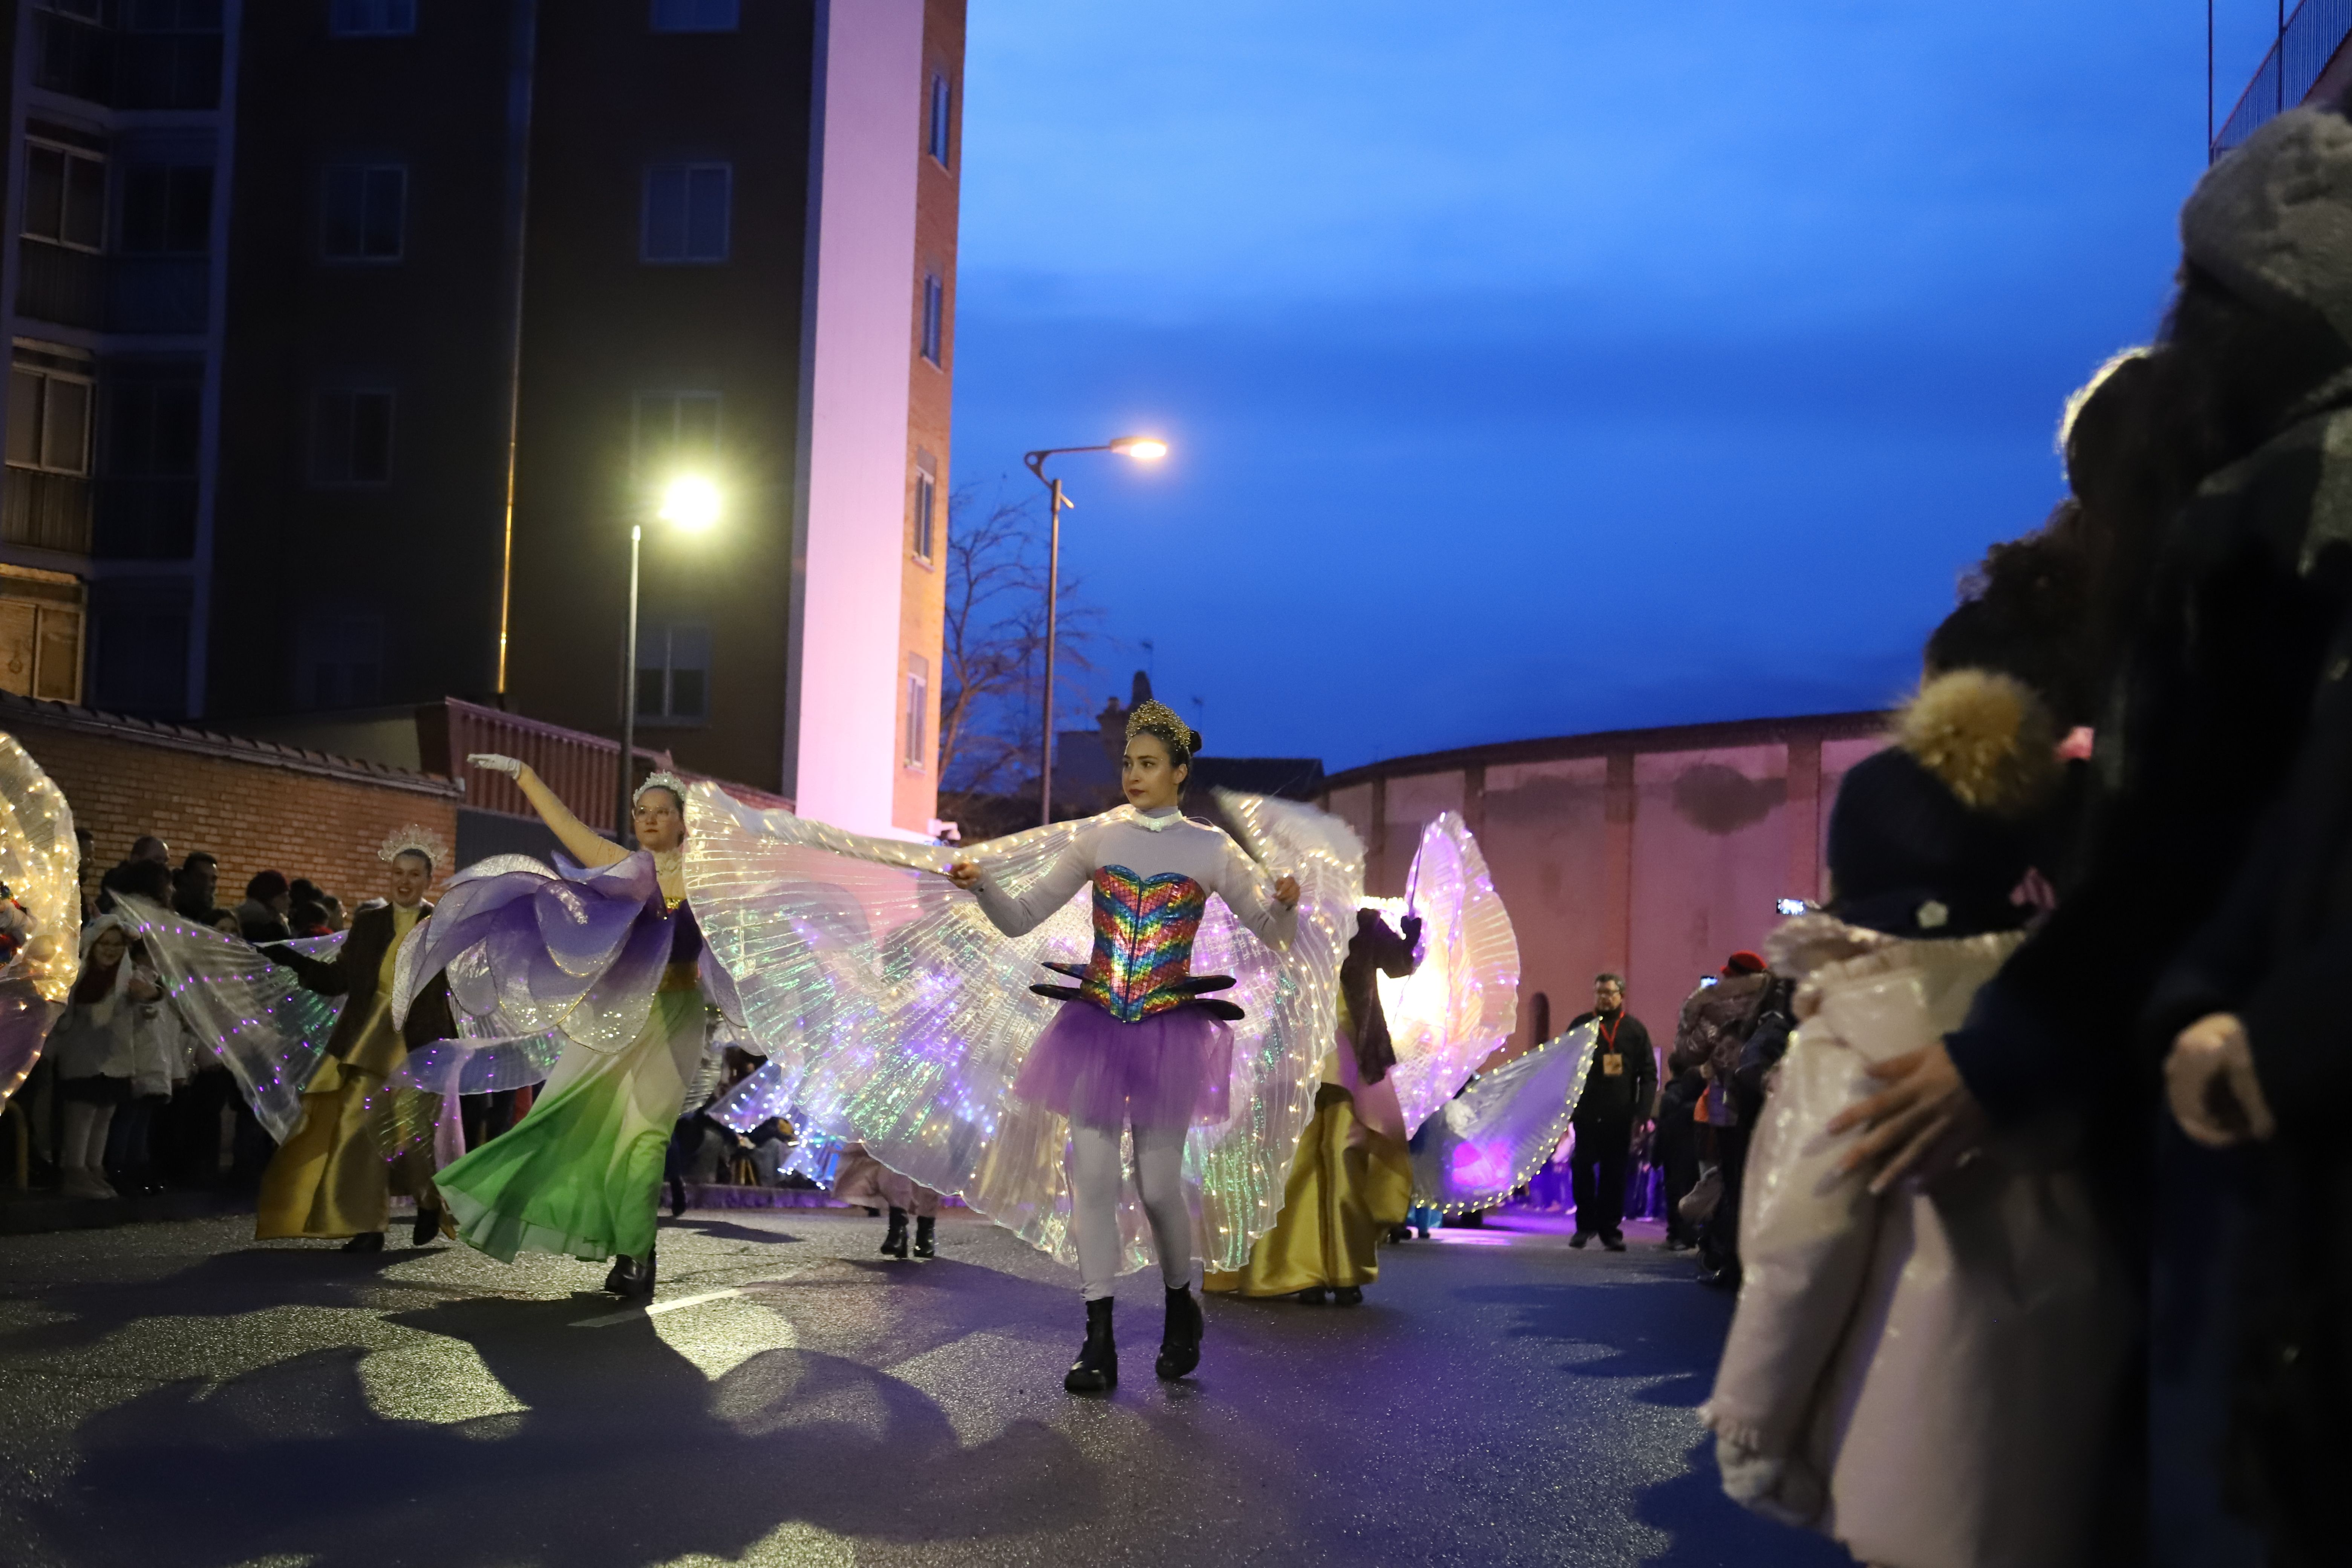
[312,390,394,484]
[300,610,384,708]
[911,459,936,564]
[635,623,710,723]
[903,653,928,770]
[928,72,952,166]
[329,0,416,35]
[650,0,737,31]
[642,163,730,263]
[632,391,720,476]
[121,163,213,254]
[23,143,106,252]
[921,274,943,365]
[322,163,406,262]
[8,365,93,476]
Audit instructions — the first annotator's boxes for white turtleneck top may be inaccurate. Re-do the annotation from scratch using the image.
[972,807,1297,949]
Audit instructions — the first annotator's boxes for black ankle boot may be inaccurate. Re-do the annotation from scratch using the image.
[880,1207,910,1258]
[605,1245,657,1301]
[412,1207,441,1247]
[341,1231,385,1254]
[1155,1285,1203,1381]
[911,1215,936,1258]
[1065,1297,1118,1393]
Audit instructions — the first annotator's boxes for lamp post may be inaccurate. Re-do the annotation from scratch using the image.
[617,475,721,838]
[1021,436,1168,827]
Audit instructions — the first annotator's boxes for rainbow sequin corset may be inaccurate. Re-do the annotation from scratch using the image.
[1030,865,1243,1023]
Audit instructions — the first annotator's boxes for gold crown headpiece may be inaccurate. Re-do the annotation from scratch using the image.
[1125,698,1200,762]
[378,825,452,869]
[634,769,691,807]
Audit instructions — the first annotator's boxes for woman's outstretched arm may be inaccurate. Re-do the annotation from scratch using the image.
[469,754,629,869]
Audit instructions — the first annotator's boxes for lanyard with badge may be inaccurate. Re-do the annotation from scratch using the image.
[1599,1011,1624,1078]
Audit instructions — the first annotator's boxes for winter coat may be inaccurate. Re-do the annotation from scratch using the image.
[49,921,159,1081]
[1671,971,1778,1127]
[1702,915,2128,1568]
[1945,110,2352,1150]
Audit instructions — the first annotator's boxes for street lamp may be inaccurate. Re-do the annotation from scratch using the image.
[617,475,722,837]
[1021,435,1169,827]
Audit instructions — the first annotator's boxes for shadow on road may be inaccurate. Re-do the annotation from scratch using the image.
[31,1269,1103,1568]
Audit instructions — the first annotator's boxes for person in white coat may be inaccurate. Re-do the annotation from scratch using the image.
[1703,663,2130,1568]
[48,916,161,1199]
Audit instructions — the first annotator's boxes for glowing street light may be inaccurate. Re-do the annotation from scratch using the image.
[1021,435,1172,826]
[658,474,722,532]
[618,477,723,835]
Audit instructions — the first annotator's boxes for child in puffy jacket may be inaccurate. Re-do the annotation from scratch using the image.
[49,916,161,1199]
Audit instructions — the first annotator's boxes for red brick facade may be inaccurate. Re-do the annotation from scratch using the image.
[0,694,462,916]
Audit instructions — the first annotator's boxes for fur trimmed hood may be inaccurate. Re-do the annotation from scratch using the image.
[1891,669,2061,820]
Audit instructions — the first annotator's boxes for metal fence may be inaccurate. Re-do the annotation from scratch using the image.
[2215,0,2352,158]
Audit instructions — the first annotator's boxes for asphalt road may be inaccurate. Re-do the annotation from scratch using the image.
[0,1206,1856,1568]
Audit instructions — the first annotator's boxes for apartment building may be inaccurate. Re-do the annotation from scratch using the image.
[0,0,962,837]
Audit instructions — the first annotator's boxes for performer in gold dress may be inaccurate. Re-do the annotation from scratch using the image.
[255,827,456,1251]
[1208,906,1421,1304]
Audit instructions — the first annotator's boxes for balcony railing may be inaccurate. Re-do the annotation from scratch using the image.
[18,243,208,334]
[17,240,104,330]
[1,468,93,556]
[31,10,221,110]
[93,476,198,559]
[2216,0,2352,158]
[107,257,209,334]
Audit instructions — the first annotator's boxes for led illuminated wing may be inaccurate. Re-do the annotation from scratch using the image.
[109,896,343,1141]
[686,782,1359,1275]
[1409,1021,1597,1214]
[0,732,76,1106]
[1370,812,1522,1135]
[390,851,671,1057]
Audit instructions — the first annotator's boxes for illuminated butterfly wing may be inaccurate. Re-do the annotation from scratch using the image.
[1369,811,1522,1135]
[1409,1021,1597,1214]
[686,782,1358,1274]
[0,732,76,1107]
[109,896,344,1141]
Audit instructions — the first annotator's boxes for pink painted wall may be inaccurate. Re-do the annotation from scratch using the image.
[792,0,928,838]
[1321,713,1889,1065]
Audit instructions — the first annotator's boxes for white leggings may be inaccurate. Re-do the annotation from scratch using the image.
[1069,1122,1192,1300]
[60,1101,115,1170]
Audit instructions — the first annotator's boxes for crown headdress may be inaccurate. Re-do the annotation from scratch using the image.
[378,824,452,870]
[633,769,691,807]
[1125,698,1200,762]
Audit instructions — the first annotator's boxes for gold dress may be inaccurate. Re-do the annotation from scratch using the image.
[256,906,435,1239]
[1206,995,1415,1297]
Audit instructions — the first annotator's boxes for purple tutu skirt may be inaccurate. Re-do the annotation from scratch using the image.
[1012,1001,1233,1132]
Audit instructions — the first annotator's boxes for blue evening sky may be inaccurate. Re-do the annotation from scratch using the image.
[950,3,2274,772]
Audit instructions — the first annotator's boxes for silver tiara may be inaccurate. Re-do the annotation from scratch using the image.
[633,769,690,806]
[378,824,452,868]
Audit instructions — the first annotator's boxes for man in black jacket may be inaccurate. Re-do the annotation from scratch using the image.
[1565,972,1655,1251]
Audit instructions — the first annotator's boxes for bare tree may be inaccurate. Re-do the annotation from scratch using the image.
[936,483,1102,795]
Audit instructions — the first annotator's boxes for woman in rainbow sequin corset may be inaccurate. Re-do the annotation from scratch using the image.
[950,699,1299,1393]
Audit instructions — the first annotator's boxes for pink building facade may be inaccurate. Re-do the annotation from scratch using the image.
[1320,712,1889,1054]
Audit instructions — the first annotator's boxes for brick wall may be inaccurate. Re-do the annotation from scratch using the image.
[0,694,462,915]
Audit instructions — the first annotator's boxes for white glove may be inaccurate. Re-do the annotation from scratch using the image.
[467,753,524,776]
